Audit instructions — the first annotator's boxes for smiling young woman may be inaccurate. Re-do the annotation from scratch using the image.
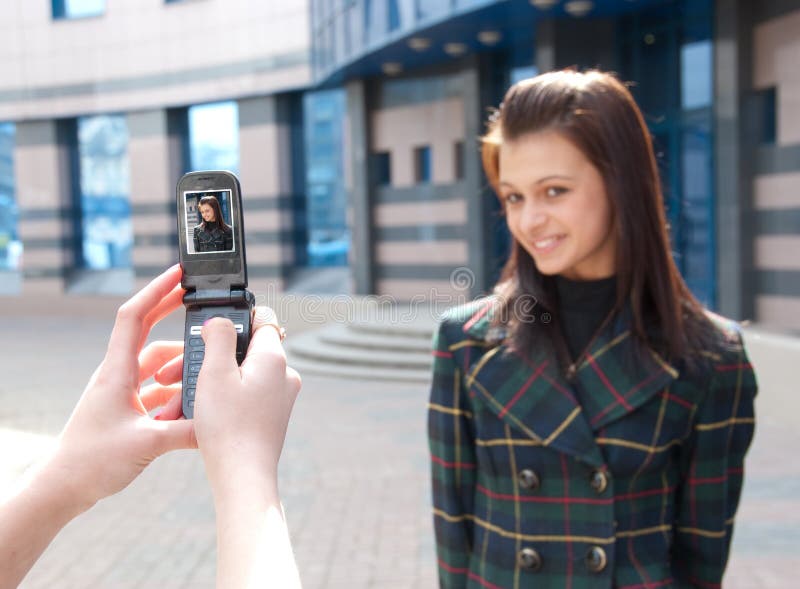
[428,70,757,589]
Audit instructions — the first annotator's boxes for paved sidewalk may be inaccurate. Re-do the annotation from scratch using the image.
[0,296,797,588]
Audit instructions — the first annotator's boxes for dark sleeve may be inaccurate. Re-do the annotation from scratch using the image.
[671,328,757,587]
[225,227,233,251]
[428,319,475,588]
[193,226,200,252]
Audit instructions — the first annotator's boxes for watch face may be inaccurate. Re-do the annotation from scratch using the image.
[183,189,235,255]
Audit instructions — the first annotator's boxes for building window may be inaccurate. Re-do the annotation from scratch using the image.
[454,141,465,180]
[374,151,391,186]
[681,40,712,110]
[77,115,132,270]
[754,87,777,145]
[52,0,105,20]
[188,101,240,174]
[414,145,431,184]
[0,123,20,271]
[303,89,349,267]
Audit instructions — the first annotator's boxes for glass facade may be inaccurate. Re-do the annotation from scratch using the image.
[77,115,132,270]
[52,0,105,19]
[0,123,20,271]
[188,101,240,174]
[303,89,349,267]
[617,0,716,306]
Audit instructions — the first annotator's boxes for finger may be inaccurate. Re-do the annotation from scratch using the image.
[149,419,197,454]
[105,265,183,372]
[137,284,186,352]
[139,383,182,412]
[240,306,286,377]
[200,317,238,376]
[138,341,184,383]
[153,387,184,421]
[155,354,184,385]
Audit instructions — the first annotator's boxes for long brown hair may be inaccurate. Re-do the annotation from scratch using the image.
[482,69,714,366]
[198,195,231,232]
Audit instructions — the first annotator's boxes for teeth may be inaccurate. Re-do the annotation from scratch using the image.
[534,236,560,248]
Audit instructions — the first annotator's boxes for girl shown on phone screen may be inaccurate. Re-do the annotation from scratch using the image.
[428,70,757,588]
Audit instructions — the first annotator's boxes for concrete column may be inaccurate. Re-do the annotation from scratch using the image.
[714,0,756,320]
[128,108,186,286]
[237,94,296,292]
[14,119,77,295]
[536,19,557,73]
[345,79,375,295]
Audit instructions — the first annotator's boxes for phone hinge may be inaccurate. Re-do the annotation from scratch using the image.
[183,288,253,307]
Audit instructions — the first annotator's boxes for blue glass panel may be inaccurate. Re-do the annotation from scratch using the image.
[414,146,431,183]
[303,90,349,267]
[681,40,712,110]
[511,65,539,85]
[77,115,132,269]
[53,0,105,19]
[681,118,715,307]
[188,101,240,174]
[0,123,20,271]
[415,0,449,21]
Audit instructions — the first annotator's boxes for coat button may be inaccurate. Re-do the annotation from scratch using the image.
[589,470,609,494]
[518,469,540,491]
[585,546,607,573]
[517,547,542,571]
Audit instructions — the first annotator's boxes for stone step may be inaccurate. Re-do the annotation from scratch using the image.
[316,323,433,354]
[286,356,432,384]
[348,320,436,340]
[287,329,433,371]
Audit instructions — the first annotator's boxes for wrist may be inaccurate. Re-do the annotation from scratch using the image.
[19,453,96,524]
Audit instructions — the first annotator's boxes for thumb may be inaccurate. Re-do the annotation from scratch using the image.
[150,419,198,454]
[200,317,238,375]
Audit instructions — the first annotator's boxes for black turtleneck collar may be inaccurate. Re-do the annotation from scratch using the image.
[554,274,618,363]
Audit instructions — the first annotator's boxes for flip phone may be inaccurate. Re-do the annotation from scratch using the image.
[176,170,255,418]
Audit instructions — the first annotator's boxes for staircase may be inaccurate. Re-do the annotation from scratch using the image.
[285,319,436,383]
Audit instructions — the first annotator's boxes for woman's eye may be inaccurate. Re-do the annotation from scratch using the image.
[545,186,567,197]
[504,193,522,204]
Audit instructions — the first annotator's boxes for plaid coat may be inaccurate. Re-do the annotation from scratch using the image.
[428,298,757,589]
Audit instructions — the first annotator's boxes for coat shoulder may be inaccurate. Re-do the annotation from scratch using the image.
[700,309,747,361]
[437,296,501,343]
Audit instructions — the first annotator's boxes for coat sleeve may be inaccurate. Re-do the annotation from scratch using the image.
[672,328,757,588]
[428,319,477,588]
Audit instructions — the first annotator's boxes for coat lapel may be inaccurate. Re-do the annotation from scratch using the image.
[569,305,679,431]
[461,302,604,468]
[459,301,679,466]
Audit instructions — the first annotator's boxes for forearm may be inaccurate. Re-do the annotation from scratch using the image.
[0,457,92,588]
[212,470,301,589]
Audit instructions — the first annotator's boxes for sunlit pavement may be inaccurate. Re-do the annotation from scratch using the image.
[0,297,796,588]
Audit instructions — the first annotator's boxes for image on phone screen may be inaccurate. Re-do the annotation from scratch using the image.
[183,190,235,254]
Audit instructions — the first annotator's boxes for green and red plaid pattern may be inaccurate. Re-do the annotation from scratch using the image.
[428,299,757,589]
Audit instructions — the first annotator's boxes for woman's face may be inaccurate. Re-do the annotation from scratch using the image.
[199,203,216,223]
[497,130,616,281]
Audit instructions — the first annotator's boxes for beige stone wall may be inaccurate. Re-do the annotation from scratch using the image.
[0,0,310,120]
[753,9,800,145]
[368,91,470,301]
[752,7,800,330]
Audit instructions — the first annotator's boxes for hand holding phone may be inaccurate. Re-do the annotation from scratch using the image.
[176,171,255,418]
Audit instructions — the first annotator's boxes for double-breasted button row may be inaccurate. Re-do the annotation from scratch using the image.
[517,548,542,571]
[519,469,608,494]
[517,546,607,573]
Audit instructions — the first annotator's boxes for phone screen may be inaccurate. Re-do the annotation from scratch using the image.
[183,189,235,254]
